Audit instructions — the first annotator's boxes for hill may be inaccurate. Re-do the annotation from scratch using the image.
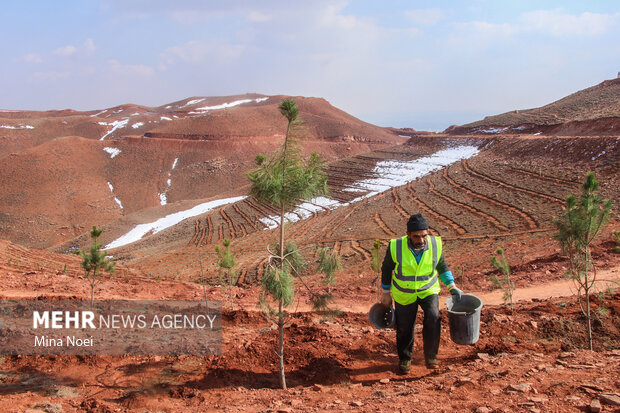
[1,90,619,412]
[446,78,620,135]
[0,95,406,248]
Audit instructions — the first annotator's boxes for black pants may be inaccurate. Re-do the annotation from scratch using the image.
[395,294,440,362]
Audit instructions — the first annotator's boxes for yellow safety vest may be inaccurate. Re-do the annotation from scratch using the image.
[390,235,442,305]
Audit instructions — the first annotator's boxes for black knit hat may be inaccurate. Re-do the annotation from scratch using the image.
[407,213,428,231]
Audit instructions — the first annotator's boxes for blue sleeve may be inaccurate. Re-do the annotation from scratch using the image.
[439,270,454,286]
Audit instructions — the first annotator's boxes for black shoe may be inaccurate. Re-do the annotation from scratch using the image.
[398,359,411,373]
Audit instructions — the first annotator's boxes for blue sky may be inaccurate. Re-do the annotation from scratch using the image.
[2,1,619,130]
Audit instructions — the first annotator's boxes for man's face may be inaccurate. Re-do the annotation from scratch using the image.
[407,229,428,249]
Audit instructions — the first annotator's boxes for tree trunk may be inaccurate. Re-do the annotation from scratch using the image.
[90,269,96,307]
[278,299,286,389]
[586,286,592,350]
[229,270,234,311]
[585,248,593,351]
[275,116,291,390]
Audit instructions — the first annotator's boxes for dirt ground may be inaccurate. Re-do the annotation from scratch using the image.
[0,236,618,413]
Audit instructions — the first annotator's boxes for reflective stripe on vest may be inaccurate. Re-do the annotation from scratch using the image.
[390,235,442,304]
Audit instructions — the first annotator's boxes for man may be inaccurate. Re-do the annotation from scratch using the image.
[381,213,462,373]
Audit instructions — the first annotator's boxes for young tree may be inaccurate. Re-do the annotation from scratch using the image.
[216,239,238,311]
[248,98,337,389]
[554,172,612,350]
[490,247,515,313]
[612,230,620,253]
[76,226,115,306]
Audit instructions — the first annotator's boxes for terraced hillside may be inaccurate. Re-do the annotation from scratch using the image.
[0,95,406,249]
[102,134,619,289]
[447,78,620,135]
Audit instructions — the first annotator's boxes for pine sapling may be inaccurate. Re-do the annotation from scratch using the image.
[490,247,515,313]
[75,226,115,306]
[612,230,620,253]
[554,172,612,350]
[216,239,238,311]
[248,98,335,389]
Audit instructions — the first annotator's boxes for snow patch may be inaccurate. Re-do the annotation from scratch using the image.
[131,122,144,129]
[258,145,480,230]
[475,127,508,134]
[158,157,179,206]
[107,182,123,209]
[103,147,121,158]
[0,125,34,129]
[182,98,206,107]
[191,99,254,113]
[89,109,107,117]
[99,119,129,141]
[105,196,247,249]
[255,97,268,103]
[160,116,172,121]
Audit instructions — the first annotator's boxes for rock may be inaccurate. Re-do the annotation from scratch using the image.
[348,383,363,388]
[477,352,491,361]
[379,378,390,384]
[351,401,364,407]
[312,384,326,392]
[290,400,303,407]
[528,396,548,403]
[277,409,292,413]
[599,393,620,406]
[558,352,575,359]
[529,320,538,329]
[509,383,532,392]
[580,384,604,394]
[455,377,475,386]
[475,407,491,413]
[29,403,63,413]
[589,399,601,413]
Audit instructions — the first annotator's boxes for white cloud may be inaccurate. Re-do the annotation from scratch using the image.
[320,3,362,30]
[248,10,271,22]
[84,38,96,54]
[456,10,619,40]
[520,10,620,36]
[53,45,78,56]
[405,8,445,26]
[159,40,244,67]
[108,59,155,76]
[464,21,520,37]
[17,53,43,64]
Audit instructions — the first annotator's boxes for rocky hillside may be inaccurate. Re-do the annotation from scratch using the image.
[0,95,406,249]
[446,78,620,135]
